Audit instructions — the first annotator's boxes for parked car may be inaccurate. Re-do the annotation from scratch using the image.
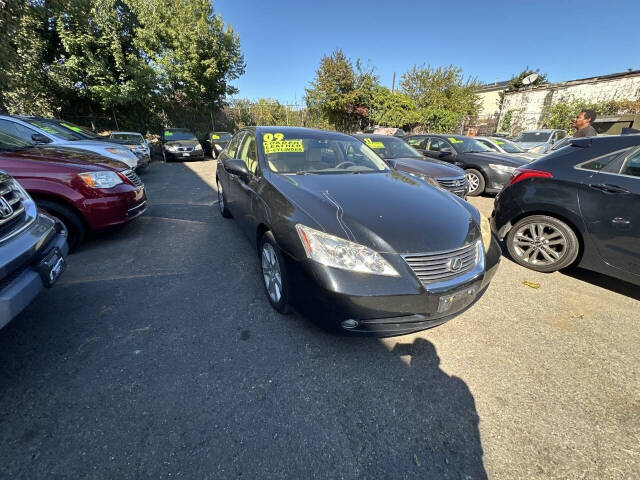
[475,136,542,161]
[216,127,500,336]
[0,131,147,250]
[405,134,529,196]
[0,115,139,170]
[512,129,567,154]
[205,132,232,159]
[353,134,468,198]
[162,128,204,162]
[0,170,68,329]
[108,132,150,168]
[492,134,640,285]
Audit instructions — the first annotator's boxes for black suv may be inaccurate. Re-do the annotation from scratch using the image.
[0,171,68,329]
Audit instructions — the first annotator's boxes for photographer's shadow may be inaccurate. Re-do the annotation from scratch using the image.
[372,337,487,479]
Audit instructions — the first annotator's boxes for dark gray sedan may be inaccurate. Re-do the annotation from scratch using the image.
[216,127,500,336]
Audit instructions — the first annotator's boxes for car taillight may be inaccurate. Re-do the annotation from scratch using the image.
[509,168,553,185]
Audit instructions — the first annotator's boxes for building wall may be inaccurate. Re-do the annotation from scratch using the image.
[498,72,640,133]
[477,89,504,118]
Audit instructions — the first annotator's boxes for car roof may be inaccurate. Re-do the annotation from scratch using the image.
[253,126,355,141]
[111,131,142,135]
[353,133,402,141]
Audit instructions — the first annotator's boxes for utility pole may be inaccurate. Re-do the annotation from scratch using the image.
[392,72,396,93]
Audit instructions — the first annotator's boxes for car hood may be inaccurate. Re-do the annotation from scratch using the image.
[514,141,545,150]
[59,139,130,150]
[391,157,464,177]
[270,170,479,254]
[460,151,530,166]
[0,147,129,171]
[165,139,199,148]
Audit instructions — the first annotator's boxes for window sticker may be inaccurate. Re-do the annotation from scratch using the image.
[448,137,463,144]
[493,140,505,145]
[164,131,173,137]
[263,132,304,154]
[364,138,385,149]
[211,134,220,139]
[60,122,83,133]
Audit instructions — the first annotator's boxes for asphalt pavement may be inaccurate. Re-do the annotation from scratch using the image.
[0,160,638,479]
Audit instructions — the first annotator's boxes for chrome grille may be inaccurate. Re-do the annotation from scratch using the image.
[0,176,26,238]
[177,146,194,152]
[437,176,467,197]
[402,242,479,285]
[122,169,143,188]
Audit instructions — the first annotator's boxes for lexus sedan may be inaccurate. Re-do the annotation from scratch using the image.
[353,134,468,198]
[492,135,640,285]
[405,134,529,196]
[216,127,500,336]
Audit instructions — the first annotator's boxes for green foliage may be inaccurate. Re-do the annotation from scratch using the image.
[498,68,547,108]
[541,99,624,132]
[501,109,516,132]
[370,87,417,128]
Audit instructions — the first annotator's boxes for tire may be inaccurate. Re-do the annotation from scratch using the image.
[36,199,86,252]
[259,231,291,314]
[465,168,485,196]
[506,215,579,273]
[216,178,232,218]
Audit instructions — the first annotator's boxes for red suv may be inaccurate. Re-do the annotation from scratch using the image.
[0,131,147,249]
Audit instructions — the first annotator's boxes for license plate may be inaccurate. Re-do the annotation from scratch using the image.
[437,285,478,313]
[182,152,190,157]
[37,247,66,288]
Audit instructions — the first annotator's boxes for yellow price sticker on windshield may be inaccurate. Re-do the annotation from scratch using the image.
[61,122,83,133]
[493,140,505,145]
[164,131,173,136]
[364,138,385,149]
[263,140,304,154]
[211,134,220,139]
[448,137,464,144]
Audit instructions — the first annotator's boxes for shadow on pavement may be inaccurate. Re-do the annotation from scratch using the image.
[0,161,486,479]
[563,267,640,301]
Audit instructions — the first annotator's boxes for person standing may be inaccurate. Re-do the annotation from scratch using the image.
[572,109,598,137]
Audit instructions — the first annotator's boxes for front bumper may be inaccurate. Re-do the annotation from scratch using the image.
[0,213,68,329]
[164,150,205,161]
[81,185,148,230]
[287,237,501,336]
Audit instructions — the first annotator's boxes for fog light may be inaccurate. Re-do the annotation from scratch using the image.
[341,319,358,329]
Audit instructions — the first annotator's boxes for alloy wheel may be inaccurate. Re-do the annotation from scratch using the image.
[217,180,224,214]
[512,222,567,266]
[465,172,480,194]
[261,243,282,303]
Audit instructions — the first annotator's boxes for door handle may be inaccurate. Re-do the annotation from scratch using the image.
[589,183,631,194]
[611,217,631,226]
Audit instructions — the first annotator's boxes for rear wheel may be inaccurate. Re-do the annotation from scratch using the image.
[259,231,291,314]
[506,215,579,272]
[465,169,485,196]
[35,199,86,252]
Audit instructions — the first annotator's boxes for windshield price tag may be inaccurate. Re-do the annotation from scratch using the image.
[364,138,385,149]
[164,131,173,136]
[448,137,464,144]
[211,134,220,139]
[263,133,304,154]
[61,122,83,133]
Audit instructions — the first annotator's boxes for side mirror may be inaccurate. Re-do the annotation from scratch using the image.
[386,159,397,168]
[31,133,51,144]
[225,158,249,176]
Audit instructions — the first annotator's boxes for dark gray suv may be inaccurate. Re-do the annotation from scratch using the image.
[0,171,68,329]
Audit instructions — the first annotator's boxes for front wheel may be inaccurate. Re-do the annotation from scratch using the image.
[259,231,291,314]
[506,215,580,272]
[465,169,485,196]
[216,178,231,218]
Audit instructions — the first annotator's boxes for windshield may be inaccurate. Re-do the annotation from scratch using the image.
[490,138,525,153]
[0,131,33,151]
[359,136,422,159]
[513,131,552,143]
[261,133,389,174]
[211,132,232,141]
[56,120,101,139]
[447,137,494,153]
[477,139,500,152]
[111,133,144,143]
[164,129,197,141]
[21,118,85,141]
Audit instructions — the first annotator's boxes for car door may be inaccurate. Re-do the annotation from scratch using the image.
[426,138,457,164]
[578,147,640,276]
[220,130,245,213]
[231,131,261,234]
[0,119,54,144]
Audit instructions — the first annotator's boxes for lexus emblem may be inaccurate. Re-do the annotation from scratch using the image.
[448,256,463,272]
[0,197,13,218]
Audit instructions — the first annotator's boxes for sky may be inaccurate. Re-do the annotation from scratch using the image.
[215,0,639,104]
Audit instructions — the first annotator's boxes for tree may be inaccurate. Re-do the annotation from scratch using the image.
[498,68,547,110]
[370,87,417,128]
[400,65,480,133]
[541,99,623,132]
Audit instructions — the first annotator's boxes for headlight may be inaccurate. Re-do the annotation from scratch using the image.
[194,143,202,151]
[295,224,399,276]
[480,216,492,253]
[407,172,440,188]
[165,144,179,152]
[489,163,515,175]
[78,171,123,189]
[528,145,543,153]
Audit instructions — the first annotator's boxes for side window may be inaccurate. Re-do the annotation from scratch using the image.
[0,119,40,142]
[579,149,630,172]
[620,149,640,178]
[226,132,244,158]
[406,137,426,148]
[429,138,447,152]
[237,132,258,174]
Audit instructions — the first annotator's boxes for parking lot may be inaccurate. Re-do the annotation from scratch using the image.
[1,160,638,479]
